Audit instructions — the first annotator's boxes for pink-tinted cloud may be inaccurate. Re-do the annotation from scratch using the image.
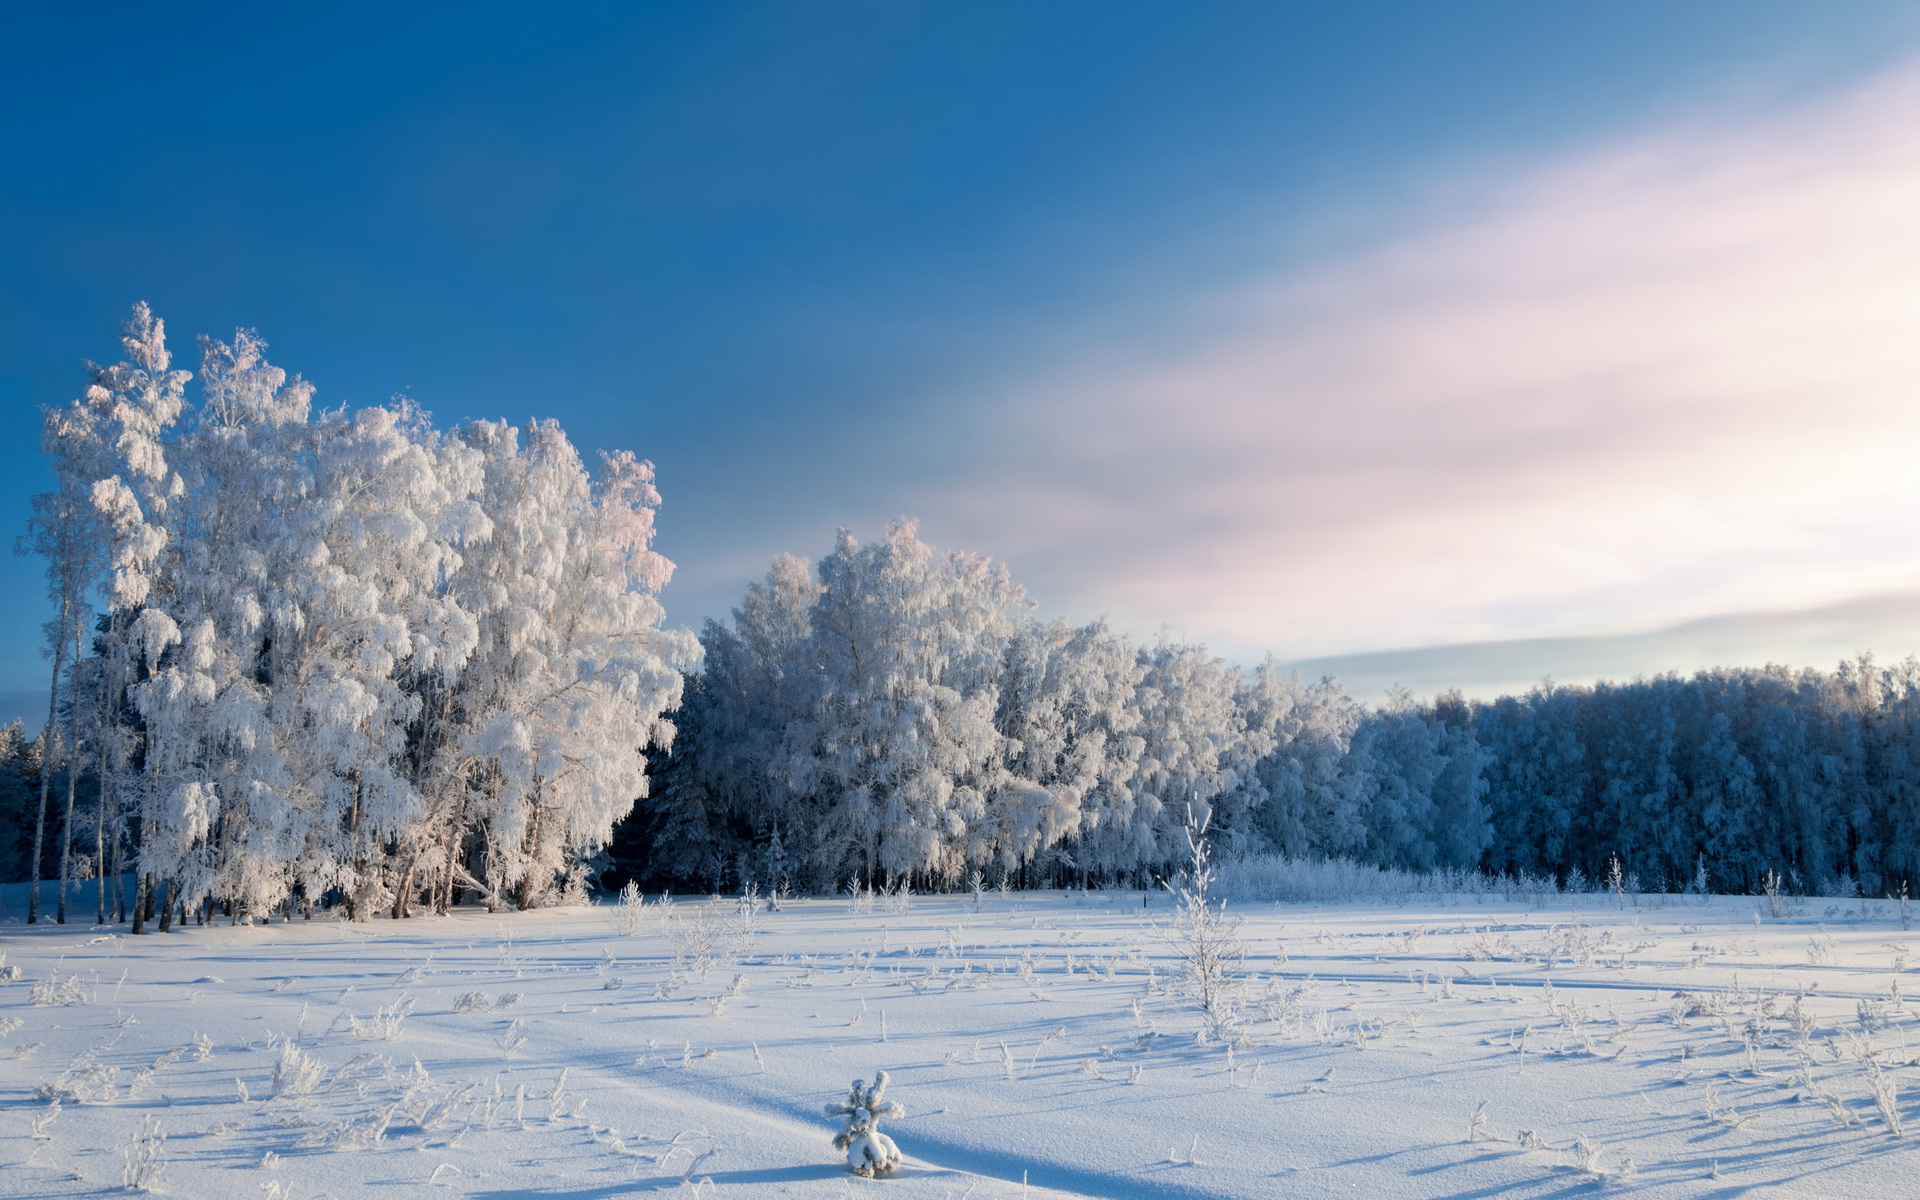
[924,59,1920,664]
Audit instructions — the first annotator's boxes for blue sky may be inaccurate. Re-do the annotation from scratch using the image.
[6,1,1920,721]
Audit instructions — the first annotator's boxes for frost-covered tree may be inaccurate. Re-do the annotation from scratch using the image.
[1230,660,1366,859]
[433,421,694,911]
[20,304,186,923]
[1348,689,1488,872]
[779,521,1022,887]
[1476,684,1586,880]
[1094,640,1243,880]
[21,404,99,924]
[989,617,1143,883]
[648,553,823,889]
[1164,810,1244,1038]
[80,306,188,931]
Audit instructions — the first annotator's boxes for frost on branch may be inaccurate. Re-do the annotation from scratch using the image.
[825,1071,905,1177]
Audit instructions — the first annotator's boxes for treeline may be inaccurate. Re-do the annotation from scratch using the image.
[1474,661,1920,897]
[23,308,1920,926]
[14,306,694,927]
[620,525,1920,901]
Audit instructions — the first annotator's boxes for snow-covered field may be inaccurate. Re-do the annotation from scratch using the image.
[3,885,1919,1199]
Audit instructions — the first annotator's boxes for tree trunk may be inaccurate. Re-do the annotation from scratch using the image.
[132,870,150,935]
[110,831,125,923]
[28,597,71,924]
[517,791,544,911]
[55,619,83,924]
[95,736,109,925]
[55,755,76,924]
[392,857,416,920]
[346,768,365,921]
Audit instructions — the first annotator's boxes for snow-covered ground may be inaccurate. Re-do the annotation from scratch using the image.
[3,884,1918,1199]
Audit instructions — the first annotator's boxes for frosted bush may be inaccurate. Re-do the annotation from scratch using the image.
[845,880,876,916]
[271,1042,326,1098]
[1757,869,1798,919]
[826,1072,905,1177]
[122,1115,167,1191]
[30,973,90,1006]
[1868,1062,1904,1137]
[611,881,652,936]
[670,902,754,979]
[39,1060,119,1104]
[879,880,913,915]
[349,996,416,1041]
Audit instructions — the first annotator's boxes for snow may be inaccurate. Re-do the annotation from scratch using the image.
[5,884,1920,1199]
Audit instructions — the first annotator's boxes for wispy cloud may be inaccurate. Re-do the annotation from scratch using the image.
[920,59,1920,668]
[1286,591,1920,705]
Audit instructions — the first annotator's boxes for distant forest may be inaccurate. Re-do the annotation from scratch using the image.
[612,523,1920,901]
[10,307,1919,927]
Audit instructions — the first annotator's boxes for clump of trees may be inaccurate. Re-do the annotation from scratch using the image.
[17,305,695,927]
[1472,661,1920,897]
[622,520,1488,893]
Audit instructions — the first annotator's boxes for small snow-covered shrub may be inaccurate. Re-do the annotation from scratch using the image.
[845,880,876,916]
[611,881,653,936]
[879,880,912,915]
[500,1018,528,1057]
[452,991,495,1014]
[271,1042,327,1098]
[671,907,727,977]
[1757,869,1797,919]
[826,1072,905,1177]
[1868,1062,1904,1137]
[350,996,416,1041]
[122,1115,167,1191]
[39,1055,118,1104]
[670,902,754,978]
[30,973,90,1006]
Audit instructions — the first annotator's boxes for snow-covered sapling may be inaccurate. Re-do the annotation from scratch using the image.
[1163,810,1243,1040]
[825,1072,906,1177]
